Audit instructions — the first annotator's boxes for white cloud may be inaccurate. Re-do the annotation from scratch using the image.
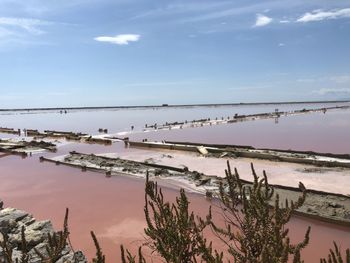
[313,88,350,95]
[94,34,140,45]
[254,14,273,27]
[0,17,51,34]
[297,8,350,23]
[278,43,285,47]
[181,1,308,23]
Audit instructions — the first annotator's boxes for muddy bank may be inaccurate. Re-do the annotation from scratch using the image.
[0,201,86,262]
[0,139,56,156]
[141,105,350,133]
[41,151,195,179]
[128,140,350,168]
[0,128,113,146]
[0,128,20,136]
[164,141,350,160]
[41,152,350,226]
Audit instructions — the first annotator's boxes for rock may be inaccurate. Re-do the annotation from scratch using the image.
[10,248,23,262]
[0,208,29,233]
[219,152,228,158]
[192,171,202,180]
[0,199,3,210]
[0,205,87,263]
[344,213,350,220]
[0,208,29,223]
[56,250,88,263]
[161,154,173,159]
[10,220,54,248]
[206,191,213,199]
[328,202,343,208]
[196,178,211,187]
[20,215,36,226]
[144,158,155,164]
[197,146,208,155]
[27,242,52,263]
[27,243,86,263]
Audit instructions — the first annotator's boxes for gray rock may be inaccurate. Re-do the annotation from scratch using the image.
[56,250,88,263]
[0,208,29,234]
[20,215,36,226]
[10,220,54,248]
[27,242,50,263]
[0,208,29,224]
[0,199,3,210]
[73,251,88,263]
[28,243,87,263]
[0,206,87,263]
[328,202,343,208]
[10,248,23,263]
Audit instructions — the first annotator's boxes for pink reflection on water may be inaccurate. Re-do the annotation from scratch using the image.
[1,153,350,262]
[1,106,350,261]
[0,103,348,135]
[131,111,350,154]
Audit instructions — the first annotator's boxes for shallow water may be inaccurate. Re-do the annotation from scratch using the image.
[1,102,350,153]
[1,102,349,134]
[1,103,350,261]
[1,152,350,262]
[131,109,350,154]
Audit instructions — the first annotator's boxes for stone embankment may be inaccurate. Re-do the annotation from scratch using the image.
[142,105,350,132]
[127,140,350,169]
[40,152,350,226]
[0,139,56,156]
[0,128,112,146]
[0,200,87,263]
[0,128,20,136]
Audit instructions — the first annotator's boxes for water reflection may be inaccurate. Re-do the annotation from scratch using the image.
[1,103,350,262]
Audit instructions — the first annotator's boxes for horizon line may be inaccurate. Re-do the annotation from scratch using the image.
[1,99,349,112]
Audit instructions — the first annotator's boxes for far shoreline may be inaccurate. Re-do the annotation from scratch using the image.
[0,99,349,112]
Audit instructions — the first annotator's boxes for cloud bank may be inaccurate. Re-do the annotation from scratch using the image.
[297,8,350,22]
[94,34,140,45]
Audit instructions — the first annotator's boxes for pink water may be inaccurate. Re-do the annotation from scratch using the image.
[1,103,350,261]
[1,153,350,261]
[1,102,349,135]
[131,109,350,154]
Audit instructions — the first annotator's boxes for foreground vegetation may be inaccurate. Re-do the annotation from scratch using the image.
[1,162,349,262]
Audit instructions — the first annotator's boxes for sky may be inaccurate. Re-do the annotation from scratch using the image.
[0,0,350,108]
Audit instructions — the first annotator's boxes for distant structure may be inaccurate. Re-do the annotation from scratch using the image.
[275,108,279,124]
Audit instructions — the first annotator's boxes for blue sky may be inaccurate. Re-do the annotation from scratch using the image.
[0,0,350,108]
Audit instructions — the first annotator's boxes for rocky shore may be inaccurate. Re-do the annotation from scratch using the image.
[0,199,86,263]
